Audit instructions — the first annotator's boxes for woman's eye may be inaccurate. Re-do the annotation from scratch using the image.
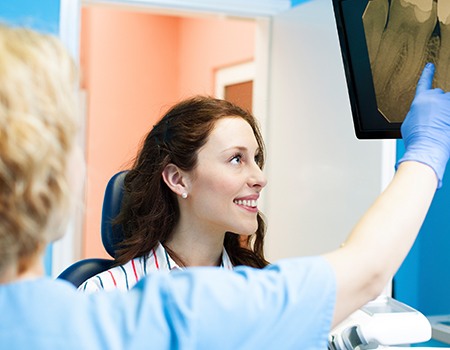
[230,154,242,164]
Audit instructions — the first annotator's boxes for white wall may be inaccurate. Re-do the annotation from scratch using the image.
[263,0,391,261]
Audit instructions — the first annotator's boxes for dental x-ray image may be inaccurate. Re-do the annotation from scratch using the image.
[332,0,449,139]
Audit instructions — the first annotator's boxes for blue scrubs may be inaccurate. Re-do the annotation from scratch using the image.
[0,256,336,349]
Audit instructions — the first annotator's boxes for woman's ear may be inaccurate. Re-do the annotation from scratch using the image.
[162,163,188,196]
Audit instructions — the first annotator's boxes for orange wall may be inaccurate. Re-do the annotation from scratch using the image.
[177,16,256,97]
[81,6,255,259]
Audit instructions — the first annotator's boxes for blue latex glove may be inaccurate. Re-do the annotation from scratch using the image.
[397,63,450,188]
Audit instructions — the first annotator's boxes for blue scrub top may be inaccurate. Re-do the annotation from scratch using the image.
[0,256,336,349]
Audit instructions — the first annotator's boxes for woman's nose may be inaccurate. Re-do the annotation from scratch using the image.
[249,164,267,190]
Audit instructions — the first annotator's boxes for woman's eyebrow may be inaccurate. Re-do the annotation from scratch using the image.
[221,146,260,155]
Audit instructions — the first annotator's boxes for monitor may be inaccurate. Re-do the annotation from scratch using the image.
[332,0,444,139]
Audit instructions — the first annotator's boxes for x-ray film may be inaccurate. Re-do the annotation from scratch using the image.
[332,0,448,139]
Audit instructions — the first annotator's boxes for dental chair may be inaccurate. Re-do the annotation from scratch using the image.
[328,295,450,349]
[57,170,128,288]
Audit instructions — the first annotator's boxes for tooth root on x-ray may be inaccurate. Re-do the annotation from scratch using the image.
[363,0,437,123]
[436,1,450,91]
[363,0,389,67]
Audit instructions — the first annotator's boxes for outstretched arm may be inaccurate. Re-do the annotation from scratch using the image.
[325,161,436,327]
[325,63,450,327]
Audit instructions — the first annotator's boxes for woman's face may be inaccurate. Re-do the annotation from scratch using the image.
[185,117,267,236]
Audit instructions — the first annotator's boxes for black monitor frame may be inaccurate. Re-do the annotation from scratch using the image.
[332,0,402,139]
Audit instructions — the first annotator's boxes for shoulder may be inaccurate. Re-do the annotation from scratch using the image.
[78,260,138,293]
[142,256,336,348]
[78,243,169,294]
[0,278,170,348]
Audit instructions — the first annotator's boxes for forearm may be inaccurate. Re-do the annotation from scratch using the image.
[325,161,437,326]
[343,161,436,275]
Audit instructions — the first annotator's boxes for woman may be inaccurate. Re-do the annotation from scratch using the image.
[2,23,450,349]
[79,96,270,292]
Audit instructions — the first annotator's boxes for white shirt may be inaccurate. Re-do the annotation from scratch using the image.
[79,242,234,293]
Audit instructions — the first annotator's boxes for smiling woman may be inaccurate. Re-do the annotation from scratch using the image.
[78,95,270,293]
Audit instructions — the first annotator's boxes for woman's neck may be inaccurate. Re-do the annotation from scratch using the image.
[164,224,225,267]
[0,252,44,284]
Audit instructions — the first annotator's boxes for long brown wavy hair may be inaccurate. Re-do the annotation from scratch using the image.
[114,95,269,268]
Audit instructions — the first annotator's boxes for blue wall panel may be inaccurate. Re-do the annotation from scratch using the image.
[395,139,450,316]
[0,0,60,34]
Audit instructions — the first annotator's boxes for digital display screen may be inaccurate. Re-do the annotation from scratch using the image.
[332,0,446,139]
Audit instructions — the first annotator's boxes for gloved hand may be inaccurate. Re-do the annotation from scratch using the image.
[397,63,450,188]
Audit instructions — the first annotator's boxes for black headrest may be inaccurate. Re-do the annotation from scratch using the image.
[101,170,128,258]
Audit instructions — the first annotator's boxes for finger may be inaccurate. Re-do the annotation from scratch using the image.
[415,63,435,96]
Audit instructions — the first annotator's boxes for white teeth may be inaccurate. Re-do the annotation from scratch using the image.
[234,199,257,207]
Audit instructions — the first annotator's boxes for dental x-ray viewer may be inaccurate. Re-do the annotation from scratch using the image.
[0,24,450,350]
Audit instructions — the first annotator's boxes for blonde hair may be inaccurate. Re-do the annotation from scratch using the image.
[0,24,78,274]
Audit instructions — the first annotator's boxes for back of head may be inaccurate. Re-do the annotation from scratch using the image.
[0,24,78,277]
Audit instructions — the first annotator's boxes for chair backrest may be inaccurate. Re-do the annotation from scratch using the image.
[101,170,128,258]
[56,258,116,288]
[57,170,128,287]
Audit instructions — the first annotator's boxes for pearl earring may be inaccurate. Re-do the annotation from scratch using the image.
[181,192,188,199]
